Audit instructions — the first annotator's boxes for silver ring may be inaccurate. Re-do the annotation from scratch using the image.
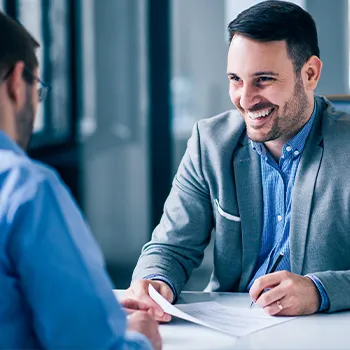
[276,300,284,310]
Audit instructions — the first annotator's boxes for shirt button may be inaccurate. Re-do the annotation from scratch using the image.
[286,146,292,152]
[294,150,300,156]
[277,215,283,222]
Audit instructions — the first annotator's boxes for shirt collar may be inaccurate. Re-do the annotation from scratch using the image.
[251,98,317,158]
[0,130,26,156]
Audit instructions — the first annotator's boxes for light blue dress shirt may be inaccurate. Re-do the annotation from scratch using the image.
[0,131,153,349]
[248,100,329,311]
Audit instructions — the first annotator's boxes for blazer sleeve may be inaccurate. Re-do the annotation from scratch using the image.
[312,271,350,312]
[132,122,213,296]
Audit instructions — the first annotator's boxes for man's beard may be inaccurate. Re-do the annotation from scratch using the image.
[16,87,35,150]
[246,75,310,143]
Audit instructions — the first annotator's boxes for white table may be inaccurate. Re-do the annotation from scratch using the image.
[115,291,350,349]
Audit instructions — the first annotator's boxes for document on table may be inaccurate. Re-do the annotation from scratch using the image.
[149,285,296,338]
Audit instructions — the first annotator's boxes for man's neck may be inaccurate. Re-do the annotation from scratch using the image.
[0,118,17,146]
[264,139,286,162]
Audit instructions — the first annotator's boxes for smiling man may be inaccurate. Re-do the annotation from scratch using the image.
[227,37,316,160]
[125,0,350,317]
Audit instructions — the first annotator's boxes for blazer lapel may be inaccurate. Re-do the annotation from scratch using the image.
[234,137,263,290]
[290,105,324,275]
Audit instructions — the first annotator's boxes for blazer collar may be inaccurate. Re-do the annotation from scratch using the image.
[290,95,326,274]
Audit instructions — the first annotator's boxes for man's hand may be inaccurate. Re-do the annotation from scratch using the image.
[123,280,174,322]
[120,298,155,317]
[249,271,321,316]
[128,311,162,350]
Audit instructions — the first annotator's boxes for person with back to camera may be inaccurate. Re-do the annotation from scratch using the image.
[0,10,161,350]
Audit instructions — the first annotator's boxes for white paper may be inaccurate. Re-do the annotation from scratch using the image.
[148,284,219,331]
[148,285,295,338]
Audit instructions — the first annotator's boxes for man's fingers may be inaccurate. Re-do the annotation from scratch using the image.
[256,284,287,308]
[124,307,158,320]
[138,295,164,316]
[129,290,171,322]
[146,308,156,318]
[250,271,290,302]
[124,308,140,315]
[137,296,171,322]
[121,298,150,311]
[263,297,289,316]
[251,272,322,316]
[124,280,173,322]
[158,283,174,303]
[124,308,161,320]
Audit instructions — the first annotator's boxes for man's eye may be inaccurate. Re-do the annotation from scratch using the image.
[257,77,275,83]
[229,76,241,83]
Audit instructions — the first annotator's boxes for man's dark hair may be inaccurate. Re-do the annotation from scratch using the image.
[0,11,39,81]
[228,1,320,72]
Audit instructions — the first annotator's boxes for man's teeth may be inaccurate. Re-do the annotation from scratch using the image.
[247,108,273,119]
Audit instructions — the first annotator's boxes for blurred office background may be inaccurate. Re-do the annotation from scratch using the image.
[2,0,348,289]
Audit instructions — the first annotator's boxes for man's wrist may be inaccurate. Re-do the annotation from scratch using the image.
[305,274,330,312]
[125,330,153,350]
[143,274,177,303]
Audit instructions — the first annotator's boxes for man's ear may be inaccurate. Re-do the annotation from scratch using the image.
[6,61,26,105]
[302,56,322,91]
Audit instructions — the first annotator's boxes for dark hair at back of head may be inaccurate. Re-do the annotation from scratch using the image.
[0,11,39,77]
[228,0,320,72]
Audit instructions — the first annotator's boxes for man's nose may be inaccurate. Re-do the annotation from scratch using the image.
[239,84,260,111]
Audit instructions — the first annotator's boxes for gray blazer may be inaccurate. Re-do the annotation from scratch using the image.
[133,96,350,313]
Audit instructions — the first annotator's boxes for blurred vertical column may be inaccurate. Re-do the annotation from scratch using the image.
[148,0,172,230]
[80,0,151,286]
[307,0,349,95]
[170,0,232,290]
[17,0,45,133]
[171,0,232,172]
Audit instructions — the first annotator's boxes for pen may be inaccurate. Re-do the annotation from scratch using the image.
[250,251,284,308]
